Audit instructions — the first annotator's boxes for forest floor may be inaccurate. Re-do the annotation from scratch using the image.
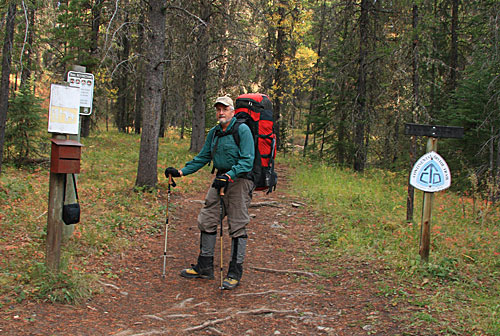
[1,167,445,336]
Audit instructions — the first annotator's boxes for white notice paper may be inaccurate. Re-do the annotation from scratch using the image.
[48,84,81,135]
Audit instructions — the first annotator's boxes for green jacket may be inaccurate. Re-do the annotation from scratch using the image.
[181,118,255,180]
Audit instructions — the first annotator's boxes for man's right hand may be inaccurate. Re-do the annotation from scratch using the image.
[165,167,181,178]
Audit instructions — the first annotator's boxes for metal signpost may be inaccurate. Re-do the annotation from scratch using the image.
[67,70,95,116]
[405,123,464,262]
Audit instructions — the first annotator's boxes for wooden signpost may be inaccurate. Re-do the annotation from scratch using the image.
[404,123,464,262]
[46,65,93,271]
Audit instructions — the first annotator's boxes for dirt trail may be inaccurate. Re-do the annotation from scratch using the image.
[2,169,413,336]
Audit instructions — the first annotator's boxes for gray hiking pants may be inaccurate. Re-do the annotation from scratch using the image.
[198,177,254,238]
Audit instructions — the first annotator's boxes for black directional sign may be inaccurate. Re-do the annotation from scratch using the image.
[404,123,464,139]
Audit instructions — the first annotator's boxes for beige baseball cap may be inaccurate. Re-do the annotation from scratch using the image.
[214,96,233,108]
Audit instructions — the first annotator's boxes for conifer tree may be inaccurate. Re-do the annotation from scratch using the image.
[0,2,17,174]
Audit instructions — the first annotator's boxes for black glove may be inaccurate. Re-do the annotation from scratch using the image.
[165,167,181,178]
[212,174,230,191]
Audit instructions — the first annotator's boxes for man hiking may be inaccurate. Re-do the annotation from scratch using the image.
[165,95,255,290]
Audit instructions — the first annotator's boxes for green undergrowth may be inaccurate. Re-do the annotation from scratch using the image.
[0,128,207,306]
[283,154,500,335]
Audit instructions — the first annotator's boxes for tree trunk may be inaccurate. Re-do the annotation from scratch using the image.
[407,3,420,222]
[354,0,369,171]
[0,3,16,175]
[116,4,131,133]
[489,125,494,202]
[428,0,438,118]
[159,40,171,138]
[337,93,348,166]
[81,0,102,138]
[496,131,500,202]
[159,71,167,137]
[21,8,35,88]
[273,1,286,151]
[134,13,145,135]
[304,0,326,158]
[135,0,166,188]
[134,67,144,134]
[320,128,325,158]
[449,0,459,90]
[217,1,230,94]
[190,0,211,153]
[262,19,275,93]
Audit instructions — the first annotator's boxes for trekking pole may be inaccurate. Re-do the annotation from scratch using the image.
[219,188,225,291]
[162,174,172,278]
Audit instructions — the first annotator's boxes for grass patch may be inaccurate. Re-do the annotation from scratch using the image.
[283,153,500,335]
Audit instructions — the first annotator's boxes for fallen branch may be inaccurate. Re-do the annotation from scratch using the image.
[250,266,318,277]
[36,211,48,220]
[237,307,297,315]
[183,316,232,332]
[183,307,298,332]
[207,327,223,335]
[190,200,281,208]
[97,280,120,290]
[174,297,195,308]
[234,289,318,297]
[143,314,164,321]
[126,330,165,336]
[165,314,195,318]
[249,201,281,208]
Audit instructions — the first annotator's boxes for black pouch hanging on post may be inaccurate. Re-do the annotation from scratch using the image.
[62,173,80,225]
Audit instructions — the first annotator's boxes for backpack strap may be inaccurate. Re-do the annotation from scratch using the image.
[210,122,241,174]
[211,122,241,156]
[231,120,242,147]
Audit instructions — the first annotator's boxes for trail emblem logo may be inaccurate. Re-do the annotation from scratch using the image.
[410,151,451,192]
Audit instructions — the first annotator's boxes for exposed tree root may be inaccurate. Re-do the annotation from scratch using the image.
[183,307,298,332]
[183,316,233,332]
[234,289,318,297]
[250,266,319,277]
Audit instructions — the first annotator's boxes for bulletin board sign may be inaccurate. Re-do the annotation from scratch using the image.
[48,84,81,135]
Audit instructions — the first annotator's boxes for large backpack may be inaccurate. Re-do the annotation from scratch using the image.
[233,93,277,194]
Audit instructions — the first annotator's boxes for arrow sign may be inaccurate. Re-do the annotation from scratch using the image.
[410,151,451,192]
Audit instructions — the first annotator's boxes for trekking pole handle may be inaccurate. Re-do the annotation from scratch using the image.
[220,188,224,196]
[168,174,172,186]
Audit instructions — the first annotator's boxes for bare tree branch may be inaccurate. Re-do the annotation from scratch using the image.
[167,6,208,26]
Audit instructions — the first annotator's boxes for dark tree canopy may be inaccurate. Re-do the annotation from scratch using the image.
[0,0,498,194]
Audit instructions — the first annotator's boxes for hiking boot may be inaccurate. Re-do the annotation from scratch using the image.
[180,255,214,279]
[222,261,243,290]
[222,277,240,290]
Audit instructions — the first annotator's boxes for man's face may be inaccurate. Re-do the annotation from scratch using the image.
[215,104,235,126]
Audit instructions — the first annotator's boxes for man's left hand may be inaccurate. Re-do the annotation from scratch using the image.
[212,174,230,191]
